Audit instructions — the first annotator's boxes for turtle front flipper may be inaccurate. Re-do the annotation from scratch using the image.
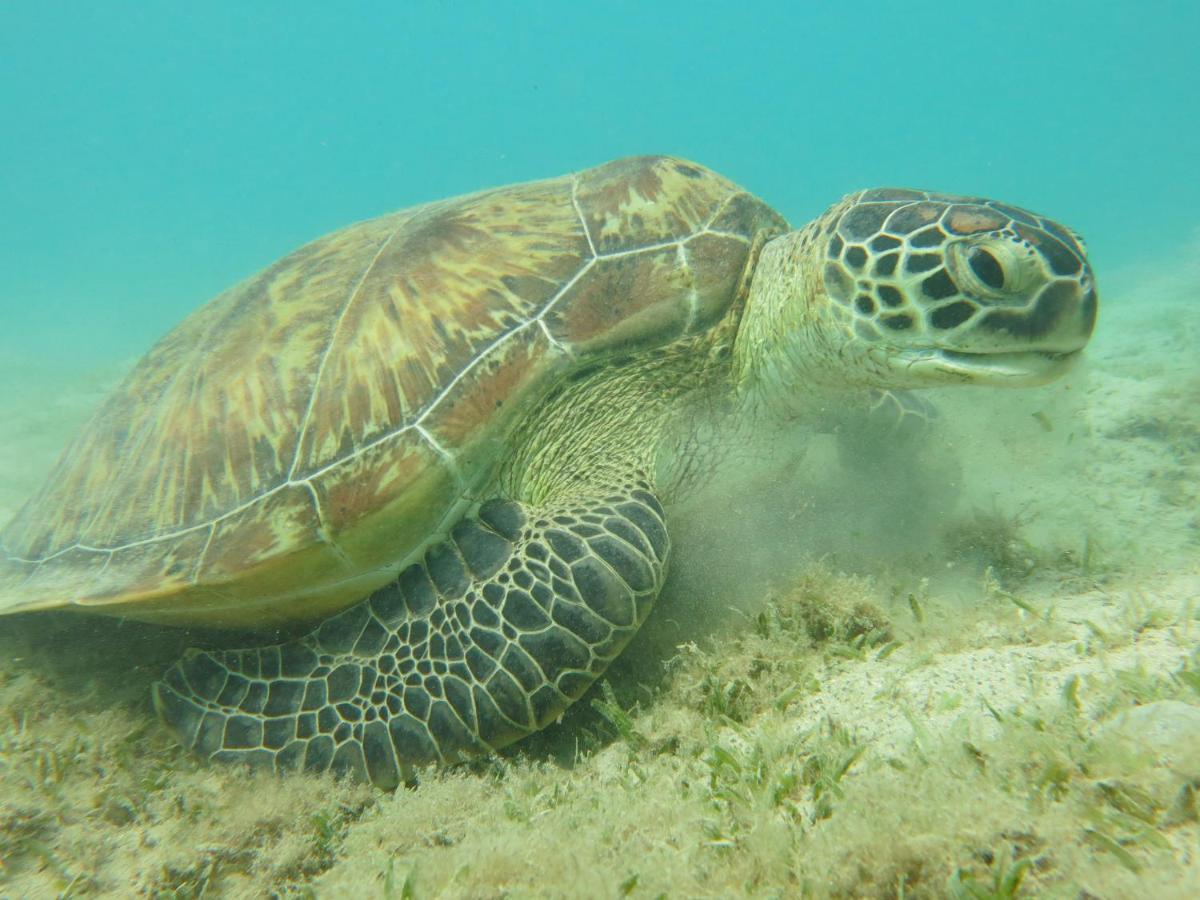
[153,487,669,789]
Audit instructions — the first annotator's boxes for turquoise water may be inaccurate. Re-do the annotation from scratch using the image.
[1,1,1196,366]
[2,7,1200,893]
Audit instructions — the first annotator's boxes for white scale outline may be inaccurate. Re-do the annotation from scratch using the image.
[3,183,752,589]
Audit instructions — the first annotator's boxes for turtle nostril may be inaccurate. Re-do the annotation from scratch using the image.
[969,248,1005,290]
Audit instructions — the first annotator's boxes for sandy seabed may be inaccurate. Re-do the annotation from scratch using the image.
[0,251,1197,898]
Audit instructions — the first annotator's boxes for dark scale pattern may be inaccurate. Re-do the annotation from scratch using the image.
[931,301,977,330]
[904,253,941,274]
[873,254,899,277]
[837,202,892,241]
[154,486,669,789]
[881,314,915,331]
[821,189,1092,354]
[877,285,904,308]
[921,269,959,301]
[909,226,946,249]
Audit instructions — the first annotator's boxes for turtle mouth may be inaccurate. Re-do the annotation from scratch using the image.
[901,348,1084,386]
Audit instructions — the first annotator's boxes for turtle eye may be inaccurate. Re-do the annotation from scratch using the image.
[949,239,1031,298]
[968,248,1005,290]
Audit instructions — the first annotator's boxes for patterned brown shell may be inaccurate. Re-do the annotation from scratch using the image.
[0,156,786,626]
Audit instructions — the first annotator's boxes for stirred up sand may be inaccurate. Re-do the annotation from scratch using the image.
[0,247,1197,897]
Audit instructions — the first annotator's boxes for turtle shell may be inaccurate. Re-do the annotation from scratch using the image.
[0,156,786,627]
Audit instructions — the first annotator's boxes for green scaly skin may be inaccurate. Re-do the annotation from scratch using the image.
[155,188,1097,788]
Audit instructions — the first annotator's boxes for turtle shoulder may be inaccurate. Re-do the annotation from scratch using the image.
[0,156,784,625]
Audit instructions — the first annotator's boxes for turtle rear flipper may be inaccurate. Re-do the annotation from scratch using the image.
[153,488,669,789]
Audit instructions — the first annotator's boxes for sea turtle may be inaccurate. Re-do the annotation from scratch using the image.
[0,157,1097,788]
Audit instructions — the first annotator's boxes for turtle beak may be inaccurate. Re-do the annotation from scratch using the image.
[897,347,1085,386]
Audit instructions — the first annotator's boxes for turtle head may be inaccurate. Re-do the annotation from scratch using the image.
[735,189,1097,405]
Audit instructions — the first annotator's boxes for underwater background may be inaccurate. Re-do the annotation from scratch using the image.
[1,2,1199,897]
[1,0,1197,365]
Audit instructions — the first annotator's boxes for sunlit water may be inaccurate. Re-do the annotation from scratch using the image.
[0,3,1197,895]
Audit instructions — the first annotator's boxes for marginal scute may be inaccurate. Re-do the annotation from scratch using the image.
[423,324,554,449]
[195,484,323,588]
[575,155,738,253]
[72,533,206,609]
[709,190,789,236]
[543,247,689,352]
[672,232,748,326]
